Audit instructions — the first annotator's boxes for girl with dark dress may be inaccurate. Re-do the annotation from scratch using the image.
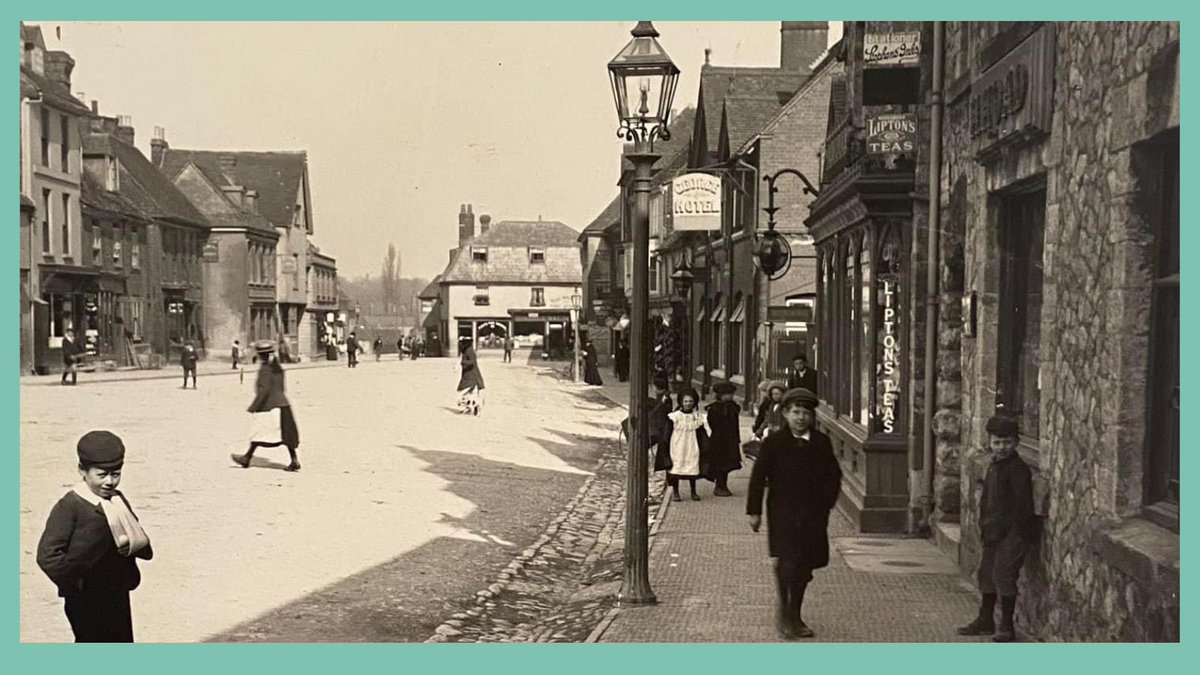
[232,340,301,472]
[753,382,787,439]
[582,339,604,386]
[614,339,630,382]
[457,338,486,415]
[703,381,743,496]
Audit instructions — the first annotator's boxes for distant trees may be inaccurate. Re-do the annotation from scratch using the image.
[381,244,400,313]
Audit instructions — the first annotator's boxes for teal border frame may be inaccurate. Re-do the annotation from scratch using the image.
[5,1,1190,672]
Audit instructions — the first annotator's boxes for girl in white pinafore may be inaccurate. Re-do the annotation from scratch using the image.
[660,388,710,502]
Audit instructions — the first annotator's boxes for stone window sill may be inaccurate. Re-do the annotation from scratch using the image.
[1088,517,1180,591]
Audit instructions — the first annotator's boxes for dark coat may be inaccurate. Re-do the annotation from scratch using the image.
[703,400,743,477]
[180,350,198,369]
[248,362,290,412]
[582,344,603,385]
[649,391,674,446]
[746,427,842,566]
[62,337,82,366]
[786,368,818,396]
[654,410,708,474]
[457,346,486,390]
[753,398,784,436]
[979,453,1036,544]
[36,490,153,598]
[346,337,360,353]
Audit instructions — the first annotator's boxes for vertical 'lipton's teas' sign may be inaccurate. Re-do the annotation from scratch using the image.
[671,173,721,231]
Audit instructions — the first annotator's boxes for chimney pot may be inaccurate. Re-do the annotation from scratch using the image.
[44,50,76,90]
[780,21,828,71]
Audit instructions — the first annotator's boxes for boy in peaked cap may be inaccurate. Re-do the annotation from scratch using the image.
[747,388,841,640]
[36,431,153,642]
[957,408,1035,643]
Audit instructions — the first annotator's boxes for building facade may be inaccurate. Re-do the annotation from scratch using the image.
[307,244,339,358]
[438,208,582,355]
[936,21,1179,641]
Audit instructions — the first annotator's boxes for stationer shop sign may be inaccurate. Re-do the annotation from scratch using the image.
[866,112,917,154]
[863,32,921,67]
[969,24,1056,159]
[671,172,721,231]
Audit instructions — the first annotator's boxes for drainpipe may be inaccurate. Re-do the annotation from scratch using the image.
[22,93,43,375]
[920,22,946,526]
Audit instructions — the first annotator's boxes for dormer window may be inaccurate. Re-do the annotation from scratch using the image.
[529,247,545,264]
[105,157,120,192]
[472,246,488,263]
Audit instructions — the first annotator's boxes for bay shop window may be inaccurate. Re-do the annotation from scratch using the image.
[816,222,906,435]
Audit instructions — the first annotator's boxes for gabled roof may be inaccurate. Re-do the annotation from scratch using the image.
[722,95,790,156]
[418,275,443,299]
[736,45,845,157]
[159,149,307,228]
[441,221,582,285]
[698,66,809,154]
[582,196,621,239]
[83,135,208,228]
[79,171,145,219]
[173,161,277,234]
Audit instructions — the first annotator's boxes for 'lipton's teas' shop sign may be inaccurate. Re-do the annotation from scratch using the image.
[969,25,1056,159]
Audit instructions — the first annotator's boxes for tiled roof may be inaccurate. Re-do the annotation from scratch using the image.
[83,135,208,228]
[159,149,306,229]
[582,196,621,237]
[697,66,808,161]
[736,49,844,156]
[20,66,89,115]
[80,171,144,218]
[442,221,582,285]
[418,275,442,299]
[722,95,790,155]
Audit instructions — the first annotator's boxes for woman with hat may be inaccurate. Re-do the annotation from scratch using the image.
[752,381,788,441]
[232,340,301,471]
[36,430,153,642]
[703,381,743,496]
[746,388,842,640]
[456,337,486,415]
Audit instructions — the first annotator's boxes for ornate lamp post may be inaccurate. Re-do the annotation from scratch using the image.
[571,289,583,383]
[608,20,679,606]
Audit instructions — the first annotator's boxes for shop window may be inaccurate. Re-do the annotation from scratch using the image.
[91,229,102,265]
[649,257,659,293]
[1146,133,1179,507]
[531,287,545,307]
[844,236,858,419]
[529,247,545,264]
[996,186,1046,443]
[859,232,872,425]
[40,108,50,167]
[114,241,124,267]
[474,286,490,306]
[472,246,488,263]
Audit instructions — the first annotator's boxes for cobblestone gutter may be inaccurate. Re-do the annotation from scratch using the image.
[425,387,667,643]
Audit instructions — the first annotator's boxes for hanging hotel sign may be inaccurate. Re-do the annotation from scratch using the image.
[864,32,921,67]
[671,172,721,231]
[866,112,917,154]
[969,24,1056,159]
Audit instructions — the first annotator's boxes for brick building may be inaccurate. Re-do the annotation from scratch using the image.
[932,21,1179,641]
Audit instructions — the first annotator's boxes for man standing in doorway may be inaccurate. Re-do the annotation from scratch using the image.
[786,354,818,397]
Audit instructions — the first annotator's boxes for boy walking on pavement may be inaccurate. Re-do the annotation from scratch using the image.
[181,342,198,389]
[36,431,153,642]
[747,388,842,640]
[958,409,1036,642]
[61,328,82,386]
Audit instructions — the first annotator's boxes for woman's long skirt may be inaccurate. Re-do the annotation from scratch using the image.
[249,406,300,449]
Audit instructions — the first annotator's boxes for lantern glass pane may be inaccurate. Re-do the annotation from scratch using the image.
[618,70,666,124]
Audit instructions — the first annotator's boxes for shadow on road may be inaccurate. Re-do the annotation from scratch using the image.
[205,441,608,643]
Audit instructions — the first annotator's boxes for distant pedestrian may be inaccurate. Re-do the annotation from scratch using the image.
[456,337,485,415]
[746,388,842,640]
[180,342,198,389]
[232,340,301,472]
[415,335,425,359]
[648,376,674,450]
[786,355,818,397]
[346,332,360,368]
[503,336,514,363]
[703,381,742,496]
[61,328,82,386]
[36,430,153,642]
[397,336,405,361]
[655,388,708,502]
[373,337,383,362]
[410,334,420,360]
[752,381,787,445]
[231,340,241,369]
[957,408,1035,643]
[614,339,630,383]
[582,338,603,386]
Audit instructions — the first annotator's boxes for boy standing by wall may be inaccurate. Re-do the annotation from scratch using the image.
[957,410,1036,642]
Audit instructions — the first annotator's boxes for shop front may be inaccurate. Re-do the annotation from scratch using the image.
[39,267,126,370]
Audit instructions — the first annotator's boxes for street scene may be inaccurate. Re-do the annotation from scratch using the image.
[18,20,1179,644]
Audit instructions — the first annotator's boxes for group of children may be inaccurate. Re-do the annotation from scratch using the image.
[649,375,1036,643]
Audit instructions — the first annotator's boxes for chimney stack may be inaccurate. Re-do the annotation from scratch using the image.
[219,154,237,171]
[114,114,135,147]
[221,185,245,207]
[780,22,828,71]
[458,203,476,246]
[479,214,492,235]
[150,126,169,166]
[245,190,259,212]
[44,51,75,90]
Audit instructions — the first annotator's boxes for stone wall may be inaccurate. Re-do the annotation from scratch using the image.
[944,21,1179,642]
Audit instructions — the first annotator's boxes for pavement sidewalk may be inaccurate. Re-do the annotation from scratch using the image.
[586,363,985,643]
[18,353,396,386]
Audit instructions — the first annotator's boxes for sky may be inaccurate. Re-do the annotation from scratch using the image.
[33,21,842,281]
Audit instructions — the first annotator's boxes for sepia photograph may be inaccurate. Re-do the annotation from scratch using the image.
[16,16,1179,646]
